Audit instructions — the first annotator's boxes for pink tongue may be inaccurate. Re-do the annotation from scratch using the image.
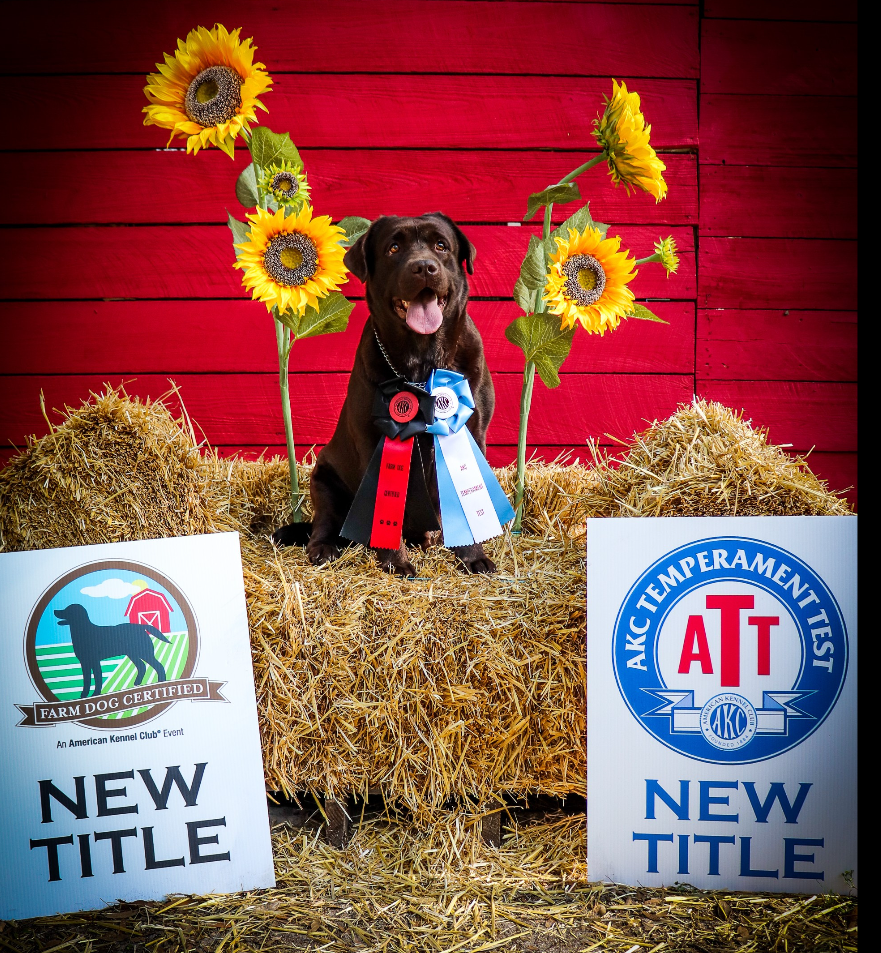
[405,295,444,335]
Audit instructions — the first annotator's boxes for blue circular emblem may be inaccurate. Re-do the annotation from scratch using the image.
[612,536,848,764]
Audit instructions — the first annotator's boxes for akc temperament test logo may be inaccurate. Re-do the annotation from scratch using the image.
[17,560,226,731]
[613,537,848,764]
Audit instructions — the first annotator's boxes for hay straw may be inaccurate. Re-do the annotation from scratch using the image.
[0,388,850,815]
[4,810,857,952]
[579,398,851,519]
[0,387,857,950]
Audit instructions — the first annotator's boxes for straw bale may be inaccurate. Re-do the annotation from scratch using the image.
[0,389,851,816]
[239,526,585,811]
[0,384,232,551]
[5,809,857,952]
[579,398,852,519]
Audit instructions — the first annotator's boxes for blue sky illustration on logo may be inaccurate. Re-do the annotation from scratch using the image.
[613,537,848,764]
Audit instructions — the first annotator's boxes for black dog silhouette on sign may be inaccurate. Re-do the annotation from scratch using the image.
[54,603,171,699]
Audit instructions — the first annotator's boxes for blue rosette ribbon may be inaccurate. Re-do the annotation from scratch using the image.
[426,370,516,547]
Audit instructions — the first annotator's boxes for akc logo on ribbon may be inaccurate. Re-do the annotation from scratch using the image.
[613,537,848,764]
[16,560,226,730]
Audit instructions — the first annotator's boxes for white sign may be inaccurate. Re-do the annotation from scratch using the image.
[587,517,857,893]
[0,533,275,920]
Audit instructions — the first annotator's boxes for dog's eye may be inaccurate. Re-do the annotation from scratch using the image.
[388,242,400,255]
[435,241,447,252]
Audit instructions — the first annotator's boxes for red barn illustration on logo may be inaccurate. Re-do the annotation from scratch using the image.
[124,588,173,634]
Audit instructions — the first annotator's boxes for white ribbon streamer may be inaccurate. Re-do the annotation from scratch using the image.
[436,428,503,544]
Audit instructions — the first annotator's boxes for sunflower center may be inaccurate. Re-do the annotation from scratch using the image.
[271,172,298,195]
[263,233,319,287]
[279,247,303,269]
[562,254,606,307]
[184,65,243,127]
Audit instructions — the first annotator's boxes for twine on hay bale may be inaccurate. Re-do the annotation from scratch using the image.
[0,386,850,817]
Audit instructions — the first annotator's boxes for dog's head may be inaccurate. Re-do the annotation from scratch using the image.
[344,213,476,337]
[55,604,87,627]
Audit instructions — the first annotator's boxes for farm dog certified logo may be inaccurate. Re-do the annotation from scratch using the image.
[613,537,848,764]
[17,560,226,729]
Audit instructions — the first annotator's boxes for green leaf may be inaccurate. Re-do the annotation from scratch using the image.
[625,302,668,323]
[548,204,595,246]
[504,312,575,389]
[523,182,581,222]
[249,126,302,171]
[513,277,537,314]
[226,211,250,259]
[517,234,547,291]
[337,216,372,247]
[281,291,354,341]
[235,162,259,208]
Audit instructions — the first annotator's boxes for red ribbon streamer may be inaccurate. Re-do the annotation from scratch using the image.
[370,437,414,549]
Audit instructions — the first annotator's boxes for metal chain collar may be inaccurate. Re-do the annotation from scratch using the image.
[374,330,429,392]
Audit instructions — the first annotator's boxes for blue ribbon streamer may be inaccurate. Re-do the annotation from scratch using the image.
[426,370,516,546]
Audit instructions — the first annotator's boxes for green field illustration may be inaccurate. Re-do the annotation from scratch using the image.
[35,631,189,720]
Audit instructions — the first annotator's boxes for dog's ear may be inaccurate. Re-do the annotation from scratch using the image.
[344,218,387,283]
[423,212,476,275]
[343,231,370,283]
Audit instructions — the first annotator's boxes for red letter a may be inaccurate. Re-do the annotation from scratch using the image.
[678,615,714,674]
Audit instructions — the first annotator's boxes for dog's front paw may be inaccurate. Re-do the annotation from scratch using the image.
[375,547,417,577]
[272,522,313,547]
[306,539,340,565]
[452,544,497,575]
[404,531,437,551]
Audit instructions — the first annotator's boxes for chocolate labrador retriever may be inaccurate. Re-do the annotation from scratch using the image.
[273,213,497,575]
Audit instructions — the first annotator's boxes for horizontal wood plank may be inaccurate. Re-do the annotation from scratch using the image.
[2,1,699,77]
[0,151,698,227]
[0,300,695,376]
[704,0,857,20]
[698,238,856,309]
[698,310,856,381]
[699,167,857,239]
[700,95,857,167]
[695,380,856,451]
[1,75,697,152]
[0,225,696,301]
[701,20,856,95]
[0,373,694,449]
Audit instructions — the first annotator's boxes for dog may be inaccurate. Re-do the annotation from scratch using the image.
[54,603,170,699]
[273,212,497,575]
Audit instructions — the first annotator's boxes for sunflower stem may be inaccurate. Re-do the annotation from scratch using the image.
[275,315,303,522]
[512,360,536,532]
[558,152,606,185]
[514,153,607,531]
[635,253,661,266]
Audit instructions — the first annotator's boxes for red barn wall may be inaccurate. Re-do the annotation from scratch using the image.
[0,0,857,508]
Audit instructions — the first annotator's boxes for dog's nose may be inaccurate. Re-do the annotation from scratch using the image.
[410,258,439,277]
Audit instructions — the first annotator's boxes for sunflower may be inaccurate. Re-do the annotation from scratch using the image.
[654,236,679,277]
[593,79,668,202]
[543,225,637,334]
[258,160,311,209]
[143,24,272,157]
[234,205,348,316]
